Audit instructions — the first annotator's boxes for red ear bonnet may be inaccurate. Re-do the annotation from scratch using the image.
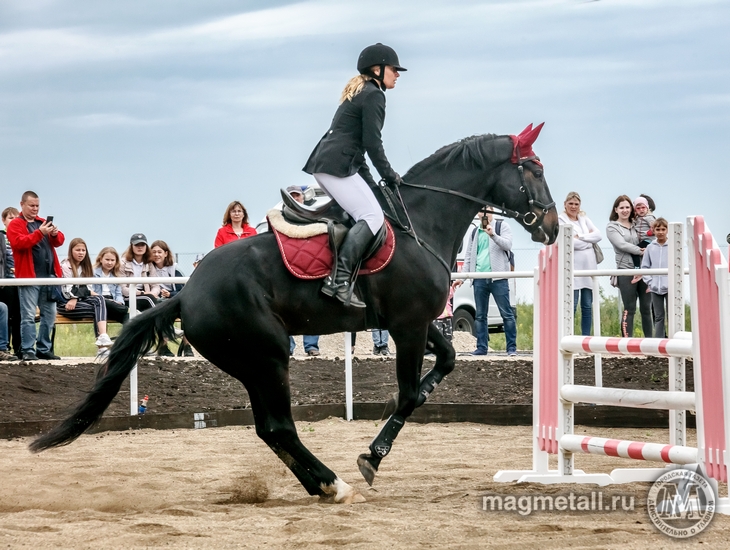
[510,122,544,165]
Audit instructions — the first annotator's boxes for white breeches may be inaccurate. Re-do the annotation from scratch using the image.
[312,172,384,234]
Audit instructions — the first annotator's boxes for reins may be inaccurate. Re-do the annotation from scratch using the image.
[377,155,555,274]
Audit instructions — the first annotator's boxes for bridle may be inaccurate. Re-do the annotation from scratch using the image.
[387,155,554,227]
[377,155,555,273]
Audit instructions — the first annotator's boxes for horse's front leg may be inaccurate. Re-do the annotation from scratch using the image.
[357,324,428,486]
[381,321,456,419]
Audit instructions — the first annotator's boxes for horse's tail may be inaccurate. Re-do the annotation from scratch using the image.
[29,295,182,453]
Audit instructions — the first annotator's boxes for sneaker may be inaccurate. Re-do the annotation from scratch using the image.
[379,347,390,356]
[0,350,18,362]
[470,350,488,356]
[174,328,185,338]
[21,351,37,361]
[36,350,61,360]
[183,345,194,357]
[507,351,518,357]
[307,349,320,357]
[95,333,113,347]
[372,346,380,355]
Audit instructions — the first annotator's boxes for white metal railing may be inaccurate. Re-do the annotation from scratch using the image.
[0,266,688,421]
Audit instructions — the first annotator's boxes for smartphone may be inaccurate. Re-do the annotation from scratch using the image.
[46,216,54,224]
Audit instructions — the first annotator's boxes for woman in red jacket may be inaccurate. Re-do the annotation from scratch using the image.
[214,201,256,248]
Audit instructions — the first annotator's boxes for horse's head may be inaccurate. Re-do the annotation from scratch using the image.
[488,123,559,245]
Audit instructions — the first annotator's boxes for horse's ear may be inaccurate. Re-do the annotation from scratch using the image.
[518,122,544,150]
[517,123,533,138]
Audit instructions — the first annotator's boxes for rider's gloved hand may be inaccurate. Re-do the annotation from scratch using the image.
[388,173,404,187]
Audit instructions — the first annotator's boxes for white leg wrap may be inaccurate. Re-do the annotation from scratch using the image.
[321,477,366,504]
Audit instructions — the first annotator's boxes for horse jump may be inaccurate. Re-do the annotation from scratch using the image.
[494,216,730,514]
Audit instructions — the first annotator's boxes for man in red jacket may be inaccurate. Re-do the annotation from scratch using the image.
[7,191,65,361]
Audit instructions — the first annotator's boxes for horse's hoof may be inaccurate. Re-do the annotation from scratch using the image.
[320,477,366,504]
[380,392,398,420]
[357,453,379,486]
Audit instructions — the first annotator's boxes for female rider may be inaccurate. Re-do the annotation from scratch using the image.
[303,43,406,308]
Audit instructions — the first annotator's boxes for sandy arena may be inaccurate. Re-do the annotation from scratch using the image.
[2,420,729,548]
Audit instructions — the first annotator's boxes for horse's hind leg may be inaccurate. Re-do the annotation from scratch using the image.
[243,357,365,504]
[381,322,456,418]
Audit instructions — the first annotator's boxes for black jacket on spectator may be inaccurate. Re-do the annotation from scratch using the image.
[303,80,398,186]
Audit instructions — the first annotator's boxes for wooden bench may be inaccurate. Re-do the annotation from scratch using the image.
[40,312,182,353]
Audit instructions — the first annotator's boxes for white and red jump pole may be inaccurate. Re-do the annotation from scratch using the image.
[493,217,730,514]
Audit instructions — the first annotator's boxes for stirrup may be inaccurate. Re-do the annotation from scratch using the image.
[321,279,366,308]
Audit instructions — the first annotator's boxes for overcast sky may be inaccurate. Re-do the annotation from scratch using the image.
[1,0,728,274]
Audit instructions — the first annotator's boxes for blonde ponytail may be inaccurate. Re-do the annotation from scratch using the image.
[340,74,372,104]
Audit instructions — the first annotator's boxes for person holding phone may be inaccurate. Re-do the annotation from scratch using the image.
[6,191,65,361]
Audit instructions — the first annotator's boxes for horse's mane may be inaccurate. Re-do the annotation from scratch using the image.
[404,133,501,180]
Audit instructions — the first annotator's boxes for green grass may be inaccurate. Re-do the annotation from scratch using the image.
[486,291,691,351]
[53,323,184,357]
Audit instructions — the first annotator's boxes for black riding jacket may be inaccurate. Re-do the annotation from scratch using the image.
[303,80,398,186]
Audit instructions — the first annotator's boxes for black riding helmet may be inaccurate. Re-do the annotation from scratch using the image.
[357,43,407,84]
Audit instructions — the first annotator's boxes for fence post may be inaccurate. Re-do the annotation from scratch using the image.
[129,291,138,416]
[668,222,686,446]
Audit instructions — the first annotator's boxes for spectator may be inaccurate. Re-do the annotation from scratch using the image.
[285,186,321,356]
[150,239,192,357]
[289,336,321,357]
[6,191,65,361]
[214,201,256,248]
[150,240,179,300]
[636,218,670,337]
[372,329,390,356]
[58,238,112,357]
[558,191,602,336]
[632,196,656,264]
[1,207,21,358]
[0,301,15,361]
[92,247,129,324]
[121,233,160,312]
[606,194,652,338]
[456,207,517,356]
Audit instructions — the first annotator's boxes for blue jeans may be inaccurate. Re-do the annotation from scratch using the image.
[573,288,593,336]
[19,285,56,354]
[0,302,9,351]
[372,329,389,348]
[289,335,320,354]
[474,278,516,354]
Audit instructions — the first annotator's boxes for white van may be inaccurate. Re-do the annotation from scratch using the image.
[258,185,516,336]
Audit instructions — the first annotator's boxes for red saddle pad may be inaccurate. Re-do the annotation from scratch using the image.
[272,219,395,280]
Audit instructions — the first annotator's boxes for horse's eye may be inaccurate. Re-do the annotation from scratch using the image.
[534,170,543,179]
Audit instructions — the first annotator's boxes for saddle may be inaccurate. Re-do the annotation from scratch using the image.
[268,189,395,280]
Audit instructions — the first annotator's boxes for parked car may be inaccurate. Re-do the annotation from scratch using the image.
[258,185,515,336]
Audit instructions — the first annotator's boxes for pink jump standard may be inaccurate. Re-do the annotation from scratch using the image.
[494,217,730,515]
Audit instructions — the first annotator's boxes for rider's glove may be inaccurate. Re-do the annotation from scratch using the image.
[388,173,404,187]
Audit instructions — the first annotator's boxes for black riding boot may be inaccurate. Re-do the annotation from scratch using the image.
[322,220,375,308]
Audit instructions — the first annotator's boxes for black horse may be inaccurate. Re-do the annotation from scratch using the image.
[31,126,558,503]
